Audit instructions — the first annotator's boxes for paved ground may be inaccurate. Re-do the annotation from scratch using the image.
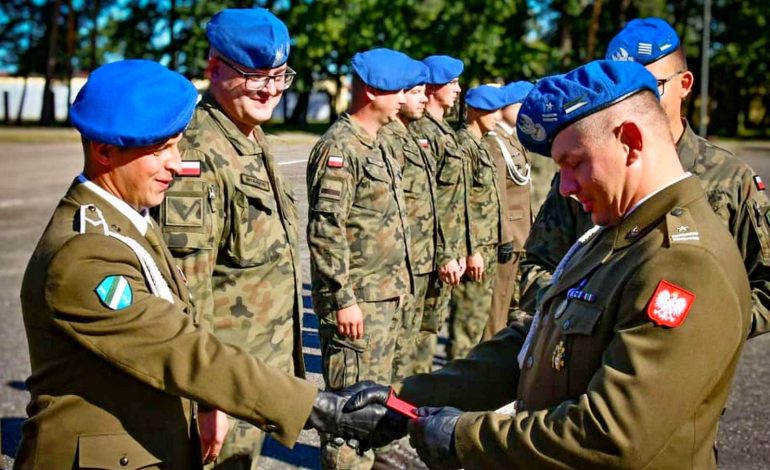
[0,129,769,469]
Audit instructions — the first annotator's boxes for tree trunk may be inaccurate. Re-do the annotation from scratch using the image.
[40,0,63,126]
[65,0,76,124]
[16,75,28,125]
[169,0,177,70]
[89,0,100,70]
[586,0,603,59]
[288,90,310,127]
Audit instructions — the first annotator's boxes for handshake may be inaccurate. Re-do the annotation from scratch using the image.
[305,381,463,469]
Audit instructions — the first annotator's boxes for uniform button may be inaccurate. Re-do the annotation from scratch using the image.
[563,319,572,330]
[264,423,278,433]
[119,455,129,466]
[88,205,96,212]
[110,224,121,232]
[333,436,345,446]
[671,208,683,216]
[526,356,534,368]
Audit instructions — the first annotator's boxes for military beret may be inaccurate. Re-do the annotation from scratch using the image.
[606,17,680,65]
[207,8,290,69]
[517,60,659,157]
[351,48,419,92]
[465,85,506,111]
[404,59,431,90]
[501,81,534,106]
[421,55,464,85]
[70,59,198,148]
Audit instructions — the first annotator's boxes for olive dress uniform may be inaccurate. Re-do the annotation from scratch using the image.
[396,176,751,469]
[16,178,317,469]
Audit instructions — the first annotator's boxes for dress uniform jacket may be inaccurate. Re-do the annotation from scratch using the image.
[396,176,751,469]
[521,121,770,338]
[17,178,316,469]
[157,94,304,376]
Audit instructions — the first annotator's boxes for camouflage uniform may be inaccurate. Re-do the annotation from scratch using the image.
[520,121,770,337]
[378,120,440,381]
[156,94,304,468]
[306,113,412,469]
[483,123,533,341]
[408,111,472,373]
[448,127,503,360]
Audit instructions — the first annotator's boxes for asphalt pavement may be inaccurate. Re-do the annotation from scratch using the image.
[0,129,768,469]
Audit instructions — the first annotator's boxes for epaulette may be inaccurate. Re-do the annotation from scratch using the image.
[665,206,701,246]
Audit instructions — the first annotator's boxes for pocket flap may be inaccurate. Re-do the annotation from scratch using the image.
[78,432,164,469]
[560,301,604,335]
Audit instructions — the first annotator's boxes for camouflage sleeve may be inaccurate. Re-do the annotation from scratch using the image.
[725,169,770,338]
[519,173,581,313]
[461,139,480,254]
[157,148,224,329]
[306,141,358,310]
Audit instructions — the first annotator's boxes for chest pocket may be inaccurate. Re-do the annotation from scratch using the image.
[473,151,496,187]
[353,156,393,214]
[226,175,284,267]
[437,137,463,186]
[161,179,215,251]
[401,147,426,194]
[78,431,165,469]
[557,300,605,394]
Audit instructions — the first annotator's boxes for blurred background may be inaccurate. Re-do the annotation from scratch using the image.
[0,0,768,137]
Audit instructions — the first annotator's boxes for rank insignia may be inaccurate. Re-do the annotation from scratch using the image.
[647,280,695,328]
[95,275,133,310]
[552,340,566,371]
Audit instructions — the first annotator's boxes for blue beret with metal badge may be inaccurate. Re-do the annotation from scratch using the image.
[605,17,680,65]
[70,59,198,148]
[517,60,659,157]
[207,8,291,69]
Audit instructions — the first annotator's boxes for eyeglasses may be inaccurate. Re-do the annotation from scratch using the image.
[655,70,685,96]
[216,56,296,92]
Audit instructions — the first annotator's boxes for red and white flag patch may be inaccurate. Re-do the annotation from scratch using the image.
[327,155,344,168]
[647,280,695,328]
[417,139,429,149]
[178,160,201,177]
[754,175,765,191]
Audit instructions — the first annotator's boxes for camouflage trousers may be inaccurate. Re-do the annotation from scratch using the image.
[411,274,450,374]
[392,272,436,381]
[318,298,402,470]
[204,418,264,470]
[482,251,522,341]
[448,244,498,360]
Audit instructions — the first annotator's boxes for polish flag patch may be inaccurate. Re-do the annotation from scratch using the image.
[327,155,344,168]
[754,175,765,191]
[178,160,201,177]
[647,280,695,328]
[417,139,429,149]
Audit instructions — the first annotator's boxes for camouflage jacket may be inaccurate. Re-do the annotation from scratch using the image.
[521,121,770,337]
[155,94,305,376]
[484,123,533,251]
[458,127,503,249]
[379,120,439,275]
[306,113,412,314]
[409,112,473,264]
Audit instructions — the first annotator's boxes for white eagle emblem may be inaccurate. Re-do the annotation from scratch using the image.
[653,289,688,323]
[610,47,633,62]
[518,114,547,142]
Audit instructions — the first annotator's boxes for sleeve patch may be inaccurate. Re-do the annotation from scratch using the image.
[178,160,202,177]
[754,175,766,191]
[647,280,695,328]
[241,173,270,191]
[96,275,133,310]
[319,178,344,201]
[327,155,345,168]
[164,195,204,228]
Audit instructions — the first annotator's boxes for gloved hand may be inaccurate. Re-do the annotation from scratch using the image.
[497,242,514,264]
[305,385,388,441]
[408,407,462,470]
[344,383,410,452]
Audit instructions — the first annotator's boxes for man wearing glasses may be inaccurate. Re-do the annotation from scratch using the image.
[520,17,770,339]
[155,8,304,468]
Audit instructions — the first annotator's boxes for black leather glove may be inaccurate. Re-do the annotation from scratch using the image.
[497,242,514,264]
[343,383,409,453]
[408,407,462,470]
[305,387,388,441]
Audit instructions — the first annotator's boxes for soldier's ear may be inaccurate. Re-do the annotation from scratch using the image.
[91,142,115,167]
[679,71,694,100]
[617,121,643,165]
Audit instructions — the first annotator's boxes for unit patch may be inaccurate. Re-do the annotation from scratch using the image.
[754,175,766,191]
[96,275,133,310]
[327,155,344,168]
[417,139,429,149]
[241,174,270,191]
[178,161,202,177]
[647,280,695,328]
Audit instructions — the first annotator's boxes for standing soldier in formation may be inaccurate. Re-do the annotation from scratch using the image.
[409,55,469,373]
[482,81,535,341]
[306,48,416,469]
[447,85,505,360]
[378,60,439,382]
[520,17,770,338]
[155,9,305,468]
[15,59,388,469]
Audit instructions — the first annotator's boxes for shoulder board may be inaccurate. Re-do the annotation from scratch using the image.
[665,207,700,245]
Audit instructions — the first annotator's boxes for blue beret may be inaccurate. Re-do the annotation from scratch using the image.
[517,60,659,157]
[352,48,418,92]
[70,60,198,148]
[606,17,680,65]
[421,55,464,85]
[207,8,290,69]
[465,85,506,111]
[501,81,534,106]
[403,59,431,90]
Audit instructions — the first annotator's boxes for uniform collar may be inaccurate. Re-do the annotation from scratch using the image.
[424,110,455,135]
[199,93,264,156]
[675,119,699,172]
[497,121,515,136]
[338,112,376,148]
[76,174,151,235]
[459,126,484,148]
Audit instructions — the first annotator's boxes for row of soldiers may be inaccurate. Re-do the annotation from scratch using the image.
[15,6,770,470]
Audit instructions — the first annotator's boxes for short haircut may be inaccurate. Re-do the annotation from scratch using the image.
[574,91,672,145]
